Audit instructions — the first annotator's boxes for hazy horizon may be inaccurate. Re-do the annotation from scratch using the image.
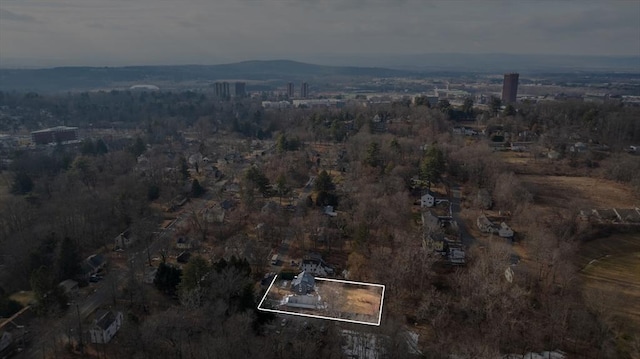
[1,0,639,68]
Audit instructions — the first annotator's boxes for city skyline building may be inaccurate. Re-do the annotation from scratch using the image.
[287,82,295,98]
[501,73,519,104]
[235,82,246,97]
[215,82,230,98]
[300,82,309,98]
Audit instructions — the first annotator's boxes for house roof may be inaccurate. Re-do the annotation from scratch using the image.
[291,271,315,288]
[177,251,191,263]
[176,236,190,244]
[221,199,235,210]
[286,295,319,306]
[87,254,106,269]
[59,279,78,291]
[94,310,116,331]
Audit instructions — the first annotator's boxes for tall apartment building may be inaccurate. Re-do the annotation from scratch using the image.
[234,82,246,97]
[501,73,519,104]
[287,82,295,98]
[300,82,309,98]
[215,82,230,98]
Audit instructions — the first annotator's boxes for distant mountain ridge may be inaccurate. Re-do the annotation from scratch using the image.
[1,56,638,92]
[0,60,416,92]
[308,53,640,73]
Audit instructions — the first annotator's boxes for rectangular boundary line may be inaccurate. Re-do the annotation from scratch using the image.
[257,274,278,309]
[257,274,385,326]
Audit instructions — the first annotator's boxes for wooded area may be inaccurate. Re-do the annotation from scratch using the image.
[0,90,639,358]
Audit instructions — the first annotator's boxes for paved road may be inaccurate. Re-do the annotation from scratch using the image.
[449,185,475,247]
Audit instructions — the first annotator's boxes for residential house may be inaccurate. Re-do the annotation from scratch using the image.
[452,126,478,136]
[80,254,107,279]
[283,295,322,309]
[114,229,134,249]
[448,245,466,266]
[220,199,235,210]
[300,253,334,276]
[291,271,315,294]
[420,191,435,208]
[477,214,496,233]
[422,232,446,252]
[89,310,123,344]
[324,205,337,217]
[225,182,240,193]
[547,150,560,160]
[176,236,194,250]
[570,142,588,153]
[58,279,79,297]
[498,222,514,238]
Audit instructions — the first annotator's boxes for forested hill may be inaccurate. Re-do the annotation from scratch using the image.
[0,60,416,92]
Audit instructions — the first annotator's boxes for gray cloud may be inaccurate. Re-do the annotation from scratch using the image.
[0,9,36,22]
[0,0,638,66]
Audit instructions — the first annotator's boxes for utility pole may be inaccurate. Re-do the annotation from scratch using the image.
[75,303,83,352]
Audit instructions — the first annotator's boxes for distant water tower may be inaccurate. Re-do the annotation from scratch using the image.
[501,73,519,104]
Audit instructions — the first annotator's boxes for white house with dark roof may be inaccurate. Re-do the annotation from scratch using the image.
[300,253,334,276]
[89,310,123,344]
[114,229,134,249]
[420,192,436,208]
[176,236,194,250]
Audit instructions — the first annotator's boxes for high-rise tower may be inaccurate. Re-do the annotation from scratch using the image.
[235,82,246,97]
[287,82,295,98]
[501,73,519,104]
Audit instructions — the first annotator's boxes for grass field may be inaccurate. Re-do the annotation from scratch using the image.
[494,152,640,353]
[579,233,640,326]
[520,174,639,210]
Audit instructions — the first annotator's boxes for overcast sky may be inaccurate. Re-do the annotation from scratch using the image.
[1,0,639,67]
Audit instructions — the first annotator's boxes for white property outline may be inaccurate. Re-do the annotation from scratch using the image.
[257,275,386,326]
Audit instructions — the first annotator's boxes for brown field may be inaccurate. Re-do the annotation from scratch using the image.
[318,280,382,318]
[499,154,640,343]
[579,233,640,328]
[519,175,639,210]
